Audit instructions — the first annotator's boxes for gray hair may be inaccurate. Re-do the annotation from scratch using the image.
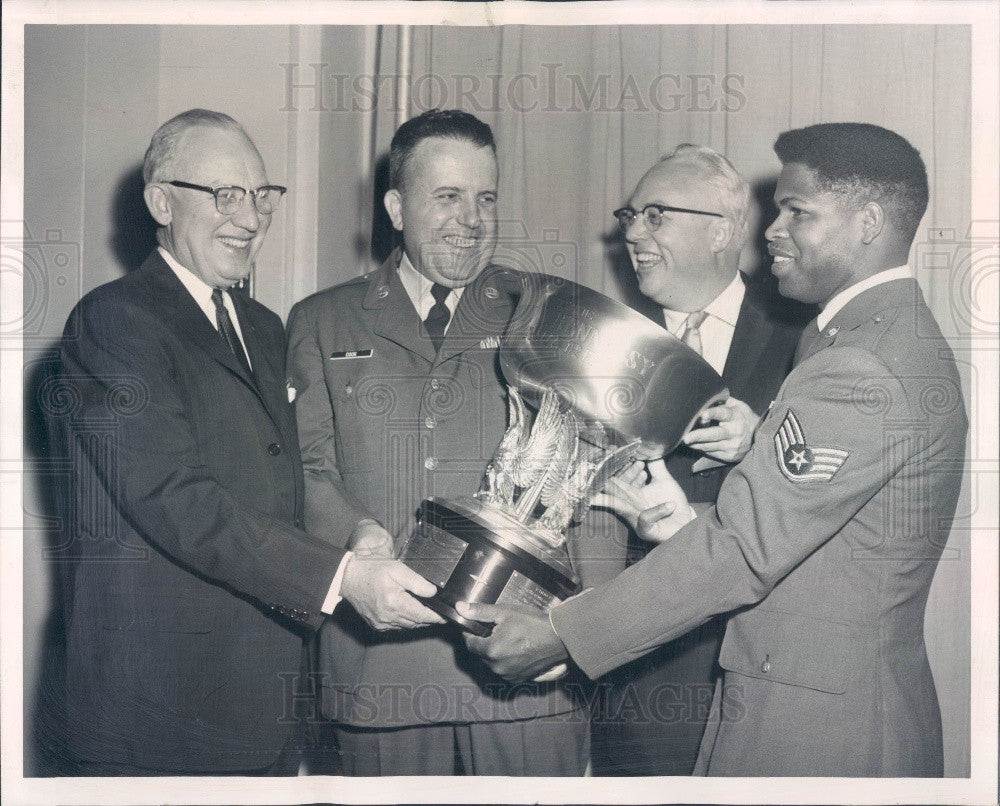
[660,143,751,248]
[142,109,248,184]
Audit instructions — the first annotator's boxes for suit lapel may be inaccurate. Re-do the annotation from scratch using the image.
[721,294,769,395]
[230,291,292,432]
[141,252,281,425]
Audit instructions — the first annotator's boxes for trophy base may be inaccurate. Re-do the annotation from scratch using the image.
[401,497,581,636]
[416,587,494,637]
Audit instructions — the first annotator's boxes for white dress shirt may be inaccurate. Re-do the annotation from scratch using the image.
[398,252,464,330]
[817,265,913,330]
[662,272,746,376]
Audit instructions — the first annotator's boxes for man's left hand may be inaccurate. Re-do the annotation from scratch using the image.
[455,601,569,683]
[682,396,759,463]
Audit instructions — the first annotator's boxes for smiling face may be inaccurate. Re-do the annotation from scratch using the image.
[384,136,499,288]
[623,159,732,312]
[765,162,869,305]
[147,125,271,288]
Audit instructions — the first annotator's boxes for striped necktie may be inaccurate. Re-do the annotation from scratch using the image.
[211,287,254,379]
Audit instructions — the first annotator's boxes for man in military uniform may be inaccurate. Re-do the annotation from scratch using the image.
[459,122,967,777]
[287,109,620,776]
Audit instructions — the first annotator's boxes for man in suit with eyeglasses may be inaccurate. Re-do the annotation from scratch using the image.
[51,108,440,776]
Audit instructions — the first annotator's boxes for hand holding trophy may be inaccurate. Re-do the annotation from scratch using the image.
[400,275,727,636]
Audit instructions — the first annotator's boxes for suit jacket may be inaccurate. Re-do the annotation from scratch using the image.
[554,278,967,776]
[287,252,622,727]
[53,251,345,772]
[595,278,802,774]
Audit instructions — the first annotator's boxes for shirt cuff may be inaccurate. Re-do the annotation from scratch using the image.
[321,551,354,614]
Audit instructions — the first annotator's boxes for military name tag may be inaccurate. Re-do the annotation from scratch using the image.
[329,349,373,360]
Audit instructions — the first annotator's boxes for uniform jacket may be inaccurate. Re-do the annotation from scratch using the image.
[286,252,622,727]
[596,278,802,774]
[53,251,345,772]
[554,278,967,776]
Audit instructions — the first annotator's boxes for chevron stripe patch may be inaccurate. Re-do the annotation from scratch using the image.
[773,409,848,483]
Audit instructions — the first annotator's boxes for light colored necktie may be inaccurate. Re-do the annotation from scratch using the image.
[681,310,709,356]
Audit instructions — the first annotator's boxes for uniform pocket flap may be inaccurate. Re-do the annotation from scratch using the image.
[718,607,850,694]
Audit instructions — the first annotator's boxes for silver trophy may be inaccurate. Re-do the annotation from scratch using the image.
[401,275,728,635]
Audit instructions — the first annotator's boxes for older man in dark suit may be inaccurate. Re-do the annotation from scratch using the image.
[592,144,802,776]
[460,122,967,777]
[52,109,440,776]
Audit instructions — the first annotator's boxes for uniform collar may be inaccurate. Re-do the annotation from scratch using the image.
[817,265,913,331]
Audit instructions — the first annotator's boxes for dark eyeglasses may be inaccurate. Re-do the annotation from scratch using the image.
[613,203,724,233]
[168,180,287,215]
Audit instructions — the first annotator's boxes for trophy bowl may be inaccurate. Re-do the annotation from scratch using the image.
[401,274,728,635]
[500,273,729,459]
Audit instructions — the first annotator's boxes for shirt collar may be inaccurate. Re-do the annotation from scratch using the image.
[397,251,464,312]
[662,271,745,332]
[817,265,913,330]
[158,245,217,310]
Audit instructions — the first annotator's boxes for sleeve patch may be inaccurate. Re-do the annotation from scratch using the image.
[773,409,849,483]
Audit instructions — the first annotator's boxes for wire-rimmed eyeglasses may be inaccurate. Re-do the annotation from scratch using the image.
[168,180,288,215]
[613,203,724,233]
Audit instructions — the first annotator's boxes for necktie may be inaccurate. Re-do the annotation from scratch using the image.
[681,310,709,357]
[211,288,254,379]
[424,283,452,353]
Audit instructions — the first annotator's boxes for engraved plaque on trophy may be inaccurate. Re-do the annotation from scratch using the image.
[400,275,728,635]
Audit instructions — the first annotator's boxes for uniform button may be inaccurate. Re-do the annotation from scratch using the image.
[344,385,353,397]
[430,378,441,391]
[873,315,883,323]
[294,518,304,529]
[424,416,437,429]
[825,326,839,337]
[761,660,771,673]
[267,442,282,456]
[424,457,438,471]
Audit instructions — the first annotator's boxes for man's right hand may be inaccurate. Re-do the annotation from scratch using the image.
[340,521,446,630]
[592,459,696,543]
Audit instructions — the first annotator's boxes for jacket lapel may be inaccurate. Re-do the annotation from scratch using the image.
[366,253,438,365]
[721,292,769,394]
[436,265,519,365]
[230,290,292,432]
[141,252,275,418]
